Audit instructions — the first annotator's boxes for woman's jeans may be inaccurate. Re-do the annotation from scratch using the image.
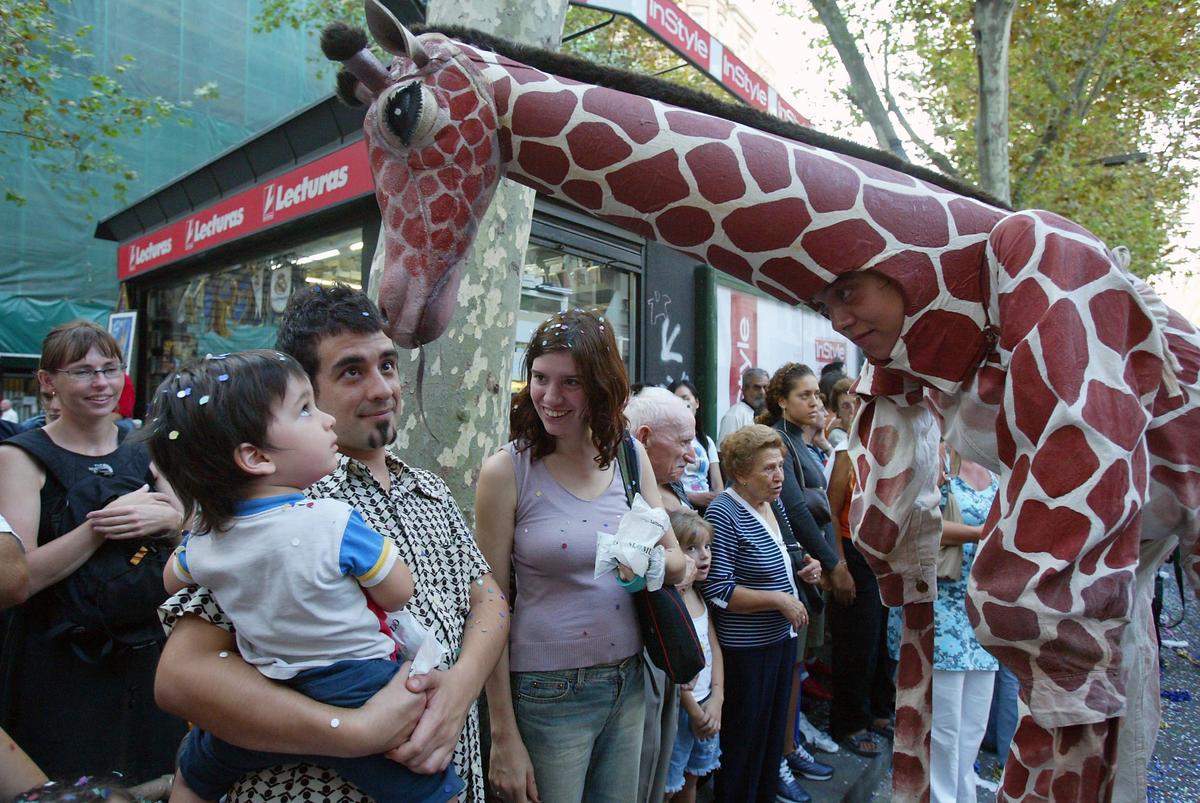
[513,653,645,803]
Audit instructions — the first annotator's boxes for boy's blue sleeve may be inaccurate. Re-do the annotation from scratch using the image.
[338,509,398,588]
[172,531,193,583]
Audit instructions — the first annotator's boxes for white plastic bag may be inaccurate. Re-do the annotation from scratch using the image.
[384,609,447,676]
[594,492,669,591]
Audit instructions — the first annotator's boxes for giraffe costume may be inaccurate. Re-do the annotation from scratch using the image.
[323,3,1200,800]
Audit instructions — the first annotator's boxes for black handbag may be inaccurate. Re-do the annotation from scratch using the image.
[615,434,705,684]
[770,499,825,617]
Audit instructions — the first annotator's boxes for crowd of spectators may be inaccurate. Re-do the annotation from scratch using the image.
[0,288,1017,803]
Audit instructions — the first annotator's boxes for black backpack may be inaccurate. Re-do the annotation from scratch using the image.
[6,428,171,661]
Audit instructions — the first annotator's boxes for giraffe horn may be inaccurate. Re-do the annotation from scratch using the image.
[364,0,428,67]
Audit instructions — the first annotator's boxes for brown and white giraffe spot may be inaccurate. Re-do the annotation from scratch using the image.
[793,151,859,213]
[1165,330,1200,385]
[565,122,633,171]
[841,154,917,188]
[999,277,1050,350]
[1039,300,1089,404]
[760,256,828,302]
[858,504,900,555]
[980,601,1039,643]
[517,141,570,186]
[1150,463,1200,507]
[1124,350,1163,400]
[990,214,1037,279]
[1081,381,1146,451]
[1013,718,1055,768]
[978,364,1006,406]
[581,87,659,145]
[1007,455,1031,508]
[1084,462,1131,535]
[1033,568,1075,613]
[866,424,900,466]
[1040,234,1112,293]
[1001,758,1031,799]
[876,251,941,314]
[948,197,1002,236]
[448,91,480,122]
[1080,571,1133,622]
[1030,426,1099,497]
[606,151,690,213]
[799,219,885,274]
[686,143,746,204]
[940,244,988,303]
[874,468,914,507]
[655,206,714,247]
[721,198,811,252]
[561,179,603,210]
[1014,500,1092,563]
[664,110,735,140]
[1038,625,1104,690]
[863,186,949,248]
[996,407,1017,467]
[737,131,792,194]
[704,245,754,284]
[903,310,982,380]
[973,548,1039,604]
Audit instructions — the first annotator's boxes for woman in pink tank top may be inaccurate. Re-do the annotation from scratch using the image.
[476,309,692,803]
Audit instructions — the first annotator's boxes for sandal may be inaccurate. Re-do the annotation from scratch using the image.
[840,730,882,757]
[870,718,895,740]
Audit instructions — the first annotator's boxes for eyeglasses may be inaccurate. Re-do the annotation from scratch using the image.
[55,364,124,382]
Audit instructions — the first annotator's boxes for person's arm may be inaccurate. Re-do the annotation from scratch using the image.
[0,726,47,799]
[0,445,107,594]
[824,450,856,606]
[392,497,508,774]
[940,521,983,546]
[86,462,186,545]
[707,437,724,494]
[155,614,425,756]
[634,440,692,585]
[0,530,29,609]
[474,451,540,803]
[162,548,189,596]
[700,613,724,738]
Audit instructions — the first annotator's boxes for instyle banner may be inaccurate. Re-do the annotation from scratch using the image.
[117,140,373,280]
[727,290,758,407]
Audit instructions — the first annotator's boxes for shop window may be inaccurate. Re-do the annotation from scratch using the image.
[141,229,363,405]
[513,241,638,391]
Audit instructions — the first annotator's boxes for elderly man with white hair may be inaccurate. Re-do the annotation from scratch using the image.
[625,386,698,515]
[623,385,698,803]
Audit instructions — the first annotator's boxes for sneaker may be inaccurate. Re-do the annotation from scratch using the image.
[797,712,839,754]
[786,743,834,781]
[777,760,813,803]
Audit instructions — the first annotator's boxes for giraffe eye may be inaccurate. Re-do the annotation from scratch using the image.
[379,80,437,148]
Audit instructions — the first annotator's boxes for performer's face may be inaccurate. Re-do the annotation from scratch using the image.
[311,330,402,458]
[815,271,906,360]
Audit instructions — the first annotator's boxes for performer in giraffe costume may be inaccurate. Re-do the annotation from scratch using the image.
[323,2,1200,800]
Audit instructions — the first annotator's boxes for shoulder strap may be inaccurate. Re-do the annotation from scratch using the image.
[615,432,640,508]
[770,498,801,549]
[5,429,74,493]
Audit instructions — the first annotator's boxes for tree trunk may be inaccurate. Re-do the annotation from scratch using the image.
[808,0,908,159]
[973,0,1016,204]
[370,0,569,520]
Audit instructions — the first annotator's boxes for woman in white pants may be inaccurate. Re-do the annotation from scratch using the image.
[929,450,999,802]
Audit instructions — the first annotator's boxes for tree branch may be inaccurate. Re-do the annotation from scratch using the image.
[880,84,960,178]
[1014,0,1128,202]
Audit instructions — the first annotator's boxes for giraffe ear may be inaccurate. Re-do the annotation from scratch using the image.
[364,0,428,67]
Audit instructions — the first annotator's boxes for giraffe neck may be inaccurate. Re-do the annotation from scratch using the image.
[464,45,1006,311]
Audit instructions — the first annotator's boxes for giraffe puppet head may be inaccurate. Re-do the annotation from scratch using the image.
[321,0,500,348]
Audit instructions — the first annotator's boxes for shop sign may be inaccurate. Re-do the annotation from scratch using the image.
[645,0,711,67]
[727,291,758,407]
[118,141,372,280]
[814,337,846,365]
[721,50,769,111]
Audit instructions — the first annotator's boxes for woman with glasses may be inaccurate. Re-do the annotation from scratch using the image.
[0,321,186,783]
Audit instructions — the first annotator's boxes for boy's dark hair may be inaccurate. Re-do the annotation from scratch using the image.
[145,350,307,533]
[274,283,387,381]
[510,308,629,470]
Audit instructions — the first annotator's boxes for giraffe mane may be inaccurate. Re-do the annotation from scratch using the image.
[414,24,1011,211]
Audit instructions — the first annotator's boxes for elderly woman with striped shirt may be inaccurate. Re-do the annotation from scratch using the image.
[703,425,818,803]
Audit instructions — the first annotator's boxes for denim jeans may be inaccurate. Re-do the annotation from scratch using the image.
[984,665,1019,760]
[178,659,463,803]
[512,653,645,803]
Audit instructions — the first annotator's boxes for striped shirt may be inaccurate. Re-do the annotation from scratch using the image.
[701,489,799,649]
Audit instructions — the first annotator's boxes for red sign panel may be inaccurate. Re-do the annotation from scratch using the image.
[721,49,769,111]
[815,338,847,365]
[645,0,712,67]
[117,140,373,280]
[728,291,759,406]
[775,96,811,128]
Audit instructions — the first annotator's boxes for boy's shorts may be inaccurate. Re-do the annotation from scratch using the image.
[666,699,722,793]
